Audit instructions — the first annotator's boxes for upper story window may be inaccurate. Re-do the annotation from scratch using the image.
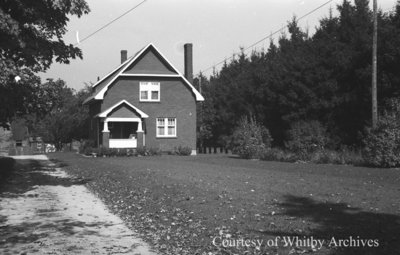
[140,82,160,102]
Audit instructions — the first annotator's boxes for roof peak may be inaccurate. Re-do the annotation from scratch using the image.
[84,43,204,104]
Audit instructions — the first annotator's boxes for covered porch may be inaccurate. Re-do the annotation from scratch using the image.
[102,118,144,148]
[96,100,148,149]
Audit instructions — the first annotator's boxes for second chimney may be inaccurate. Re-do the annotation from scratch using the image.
[121,50,127,64]
[184,43,193,84]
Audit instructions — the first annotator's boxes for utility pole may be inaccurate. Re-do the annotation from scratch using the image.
[372,0,378,129]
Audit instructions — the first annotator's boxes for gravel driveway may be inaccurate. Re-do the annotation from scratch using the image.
[0,155,157,255]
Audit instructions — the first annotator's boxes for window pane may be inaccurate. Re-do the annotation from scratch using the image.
[141,91,148,100]
[157,118,164,126]
[168,126,175,135]
[168,118,175,125]
[157,127,165,136]
[151,91,159,100]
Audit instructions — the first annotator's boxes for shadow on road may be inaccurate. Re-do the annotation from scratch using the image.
[0,158,87,195]
[0,218,110,246]
[0,157,112,253]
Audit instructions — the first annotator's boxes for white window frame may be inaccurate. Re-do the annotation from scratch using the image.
[140,82,160,102]
[156,117,176,137]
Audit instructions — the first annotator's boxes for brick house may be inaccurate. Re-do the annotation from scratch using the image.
[83,43,204,155]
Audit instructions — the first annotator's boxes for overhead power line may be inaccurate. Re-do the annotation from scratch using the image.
[200,0,336,75]
[76,0,147,45]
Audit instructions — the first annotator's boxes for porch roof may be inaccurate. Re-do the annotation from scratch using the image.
[95,100,149,119]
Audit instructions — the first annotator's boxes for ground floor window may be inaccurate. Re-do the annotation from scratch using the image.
[156,118,176,137]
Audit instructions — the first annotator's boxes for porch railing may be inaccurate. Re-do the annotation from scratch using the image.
[109,138,137,148]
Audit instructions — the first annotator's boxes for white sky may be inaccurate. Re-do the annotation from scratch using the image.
[38,0,398,90]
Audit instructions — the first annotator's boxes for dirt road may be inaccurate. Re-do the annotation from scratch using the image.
[0,155,157,255]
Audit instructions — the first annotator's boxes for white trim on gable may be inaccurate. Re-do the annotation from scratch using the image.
[91,56,133,89]
[83,95,95,104]
[181,75,204,101]
[91,43,204,102]
[104,117,142,122]
[94,44,153,98]
[150,44,204,101]
[119,73,181,77]
[96,100,149,118]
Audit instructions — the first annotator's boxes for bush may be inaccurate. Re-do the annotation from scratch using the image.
[174,146,192,156]
[82,146,161,157]
[82,146,97,156]
[231,116,272,159]
[97,147,109,157]
[135,147,148,156]
[148,147,162,156]
[126,148,135,156]
[261,148,298,162]
[362,102,400,167]
[79,140,95,154]
[311,147,363,166]
[339,147,364,166]
[261,146,363,165]
[135,147,162,156]
[310,150,342,164]
[115,148,126,157]
[285,120,330,160]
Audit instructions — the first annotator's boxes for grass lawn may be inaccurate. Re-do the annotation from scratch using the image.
[49,152,400,255]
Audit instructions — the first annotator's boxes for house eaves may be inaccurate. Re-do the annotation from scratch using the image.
[90,43,205,102]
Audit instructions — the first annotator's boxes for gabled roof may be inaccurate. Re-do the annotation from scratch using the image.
[96,100,149,118]
[83,43,204,105]
[90,45,146,91]
[91,59,131,94]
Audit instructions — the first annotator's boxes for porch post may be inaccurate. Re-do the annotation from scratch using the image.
[137,120,143,132]
[137,119,144,148]
[102,120,109,132]
[102,120,110,148]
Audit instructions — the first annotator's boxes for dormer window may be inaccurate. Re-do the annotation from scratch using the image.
[140,82,160,102]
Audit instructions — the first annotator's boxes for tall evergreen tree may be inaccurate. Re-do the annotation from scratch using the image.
[204,0,400,148]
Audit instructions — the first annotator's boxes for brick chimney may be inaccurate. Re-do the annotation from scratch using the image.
[121,50,127,64]
[184,43,193,84]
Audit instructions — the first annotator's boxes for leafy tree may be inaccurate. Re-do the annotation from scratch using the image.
[0,0,90,123]
[69,85,91,140]
[32,81,90,149]
[0,69,41,125]
[0,0,90,72]
[15,79,90,150]
[377,4,400,101]
[21,79,71,130]
[194,74,215,149]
